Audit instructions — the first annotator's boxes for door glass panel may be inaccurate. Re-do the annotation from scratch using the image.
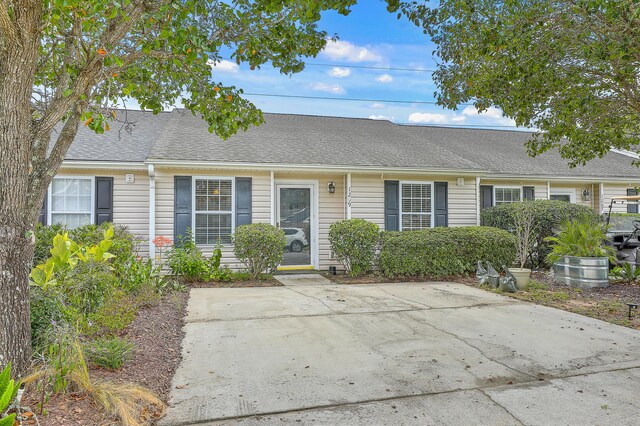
[279,188,311,266]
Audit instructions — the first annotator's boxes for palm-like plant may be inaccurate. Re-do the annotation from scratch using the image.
[545,214,615,264]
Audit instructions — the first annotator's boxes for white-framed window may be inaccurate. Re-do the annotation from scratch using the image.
[49,176,94,228]
[400,181,433,230]
[494,187,522,205]
[193,177,234,245]
[550,189,576,203]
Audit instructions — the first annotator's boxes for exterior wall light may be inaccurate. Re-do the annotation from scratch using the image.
[328,181,336,194]
[582,188,591,201]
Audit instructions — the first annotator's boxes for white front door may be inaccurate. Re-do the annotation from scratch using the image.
[276,182,317,269]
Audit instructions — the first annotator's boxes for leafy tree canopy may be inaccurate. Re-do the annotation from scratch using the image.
[391,0,640,166]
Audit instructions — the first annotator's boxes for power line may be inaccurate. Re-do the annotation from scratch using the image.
[219,57,435,73]
[244,92,473,106]
[303,62,436,72]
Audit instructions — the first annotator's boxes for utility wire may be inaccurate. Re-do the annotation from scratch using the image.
[219,57,436,73]
[244,92,473,106]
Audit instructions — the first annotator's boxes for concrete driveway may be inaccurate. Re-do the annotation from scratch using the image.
[161,280,640,425]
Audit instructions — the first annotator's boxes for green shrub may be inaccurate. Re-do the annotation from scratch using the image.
[83,337,134,370]
[64,261,119,316]
[379,226,517,278]
[34,223,65,265]
[481,200,599,268]
[85,290,137,336]
[545,214,615,264]
[329,219,379,276]
[233,223,286,279]
[34,222,136,266]
[166,230,209,281]
[30,286,67,349]
[0,363,17,426]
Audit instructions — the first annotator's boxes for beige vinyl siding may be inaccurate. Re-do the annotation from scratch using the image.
[56,168,150,256]
[602,182,640,213]
[154,168,271,269]
[350,174,478,229]
[350,174,385,228]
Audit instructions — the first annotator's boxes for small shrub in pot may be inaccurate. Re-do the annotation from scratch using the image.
[329,219,379,277]
[234,223,286,279]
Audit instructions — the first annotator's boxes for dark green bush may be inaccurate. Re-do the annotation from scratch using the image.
[34,222,136,265]
[234,223,286,279]
[85,290,137,336]
[166,230,209,281]
[481,200,599,268]
[64,261,119,316]
[30,286,66,349]
[329,219,379,277]
[83,337,134,370]
[379,226,517,278]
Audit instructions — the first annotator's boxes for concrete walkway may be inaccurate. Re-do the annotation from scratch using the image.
[161,282,640,425]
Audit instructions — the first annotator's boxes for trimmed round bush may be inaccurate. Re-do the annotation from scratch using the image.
[481,200,600,268]
[329,219,379,277]
[233,223,286,279]
[379,226,517,278]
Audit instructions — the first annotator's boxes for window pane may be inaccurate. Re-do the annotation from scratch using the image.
[195,213,232,244]
[51,213,91,229]
[495,187,521,205]
[400,183,432,230]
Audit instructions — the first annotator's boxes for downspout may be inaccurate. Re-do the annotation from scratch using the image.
[475,177,481,225]
[346,172,352,219]
[147,164,156,262]
[270,171,275,226]
[599,182,605,214]
[547,181,551,200]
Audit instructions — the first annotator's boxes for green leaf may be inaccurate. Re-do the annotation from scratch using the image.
[0,414,16,426]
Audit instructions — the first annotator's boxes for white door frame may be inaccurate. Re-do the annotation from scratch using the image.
[275,179,319,270]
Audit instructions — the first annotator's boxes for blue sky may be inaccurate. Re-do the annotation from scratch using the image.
[192,2,518,129]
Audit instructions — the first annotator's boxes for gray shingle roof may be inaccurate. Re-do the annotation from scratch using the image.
[65,109,640,178]
[62,109,166,162]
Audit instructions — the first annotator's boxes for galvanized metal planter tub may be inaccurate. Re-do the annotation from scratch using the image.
[553,256,609,289]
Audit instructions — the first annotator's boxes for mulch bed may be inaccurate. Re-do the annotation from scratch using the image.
[21,291,189,425]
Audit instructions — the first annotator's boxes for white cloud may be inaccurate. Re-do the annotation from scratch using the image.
[208,59,239,73]
[311,82,345,95]
[370,103,386,109]
[408,112,450,124]
[462,106,516,125]
[328,67,351,78]
[321,39,383,63]
[375,74,393,83]
[369,115,393,121]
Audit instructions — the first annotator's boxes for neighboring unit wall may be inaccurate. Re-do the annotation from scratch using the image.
[350,174,478,229]
[56,168,150,256]
[602,182,640,213]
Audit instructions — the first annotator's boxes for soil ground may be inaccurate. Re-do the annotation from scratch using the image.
[21,291,188,425]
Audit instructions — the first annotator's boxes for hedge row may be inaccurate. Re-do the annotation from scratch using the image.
[378,226,517,278]
[480,200,599,268]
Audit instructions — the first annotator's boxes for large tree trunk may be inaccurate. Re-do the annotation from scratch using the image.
[0,4,42,376]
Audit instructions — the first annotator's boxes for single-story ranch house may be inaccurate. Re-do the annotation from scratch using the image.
[44,110,640,270]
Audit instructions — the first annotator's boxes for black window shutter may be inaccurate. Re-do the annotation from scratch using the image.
[434,182,448,227]
[95,177,114,224]
[384,180,399,231]
[523,186,535,201]
[235,177,252,227]
[38,191,48,225]
[480,185,494,210]
[627,188,638,213]
[174,176,192,246]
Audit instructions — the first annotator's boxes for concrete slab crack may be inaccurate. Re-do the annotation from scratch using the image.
[284,286,338,314]
[478,389,526,425]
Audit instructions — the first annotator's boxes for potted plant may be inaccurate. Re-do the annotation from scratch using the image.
[509,201,535,289]
[545,214,615,288]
